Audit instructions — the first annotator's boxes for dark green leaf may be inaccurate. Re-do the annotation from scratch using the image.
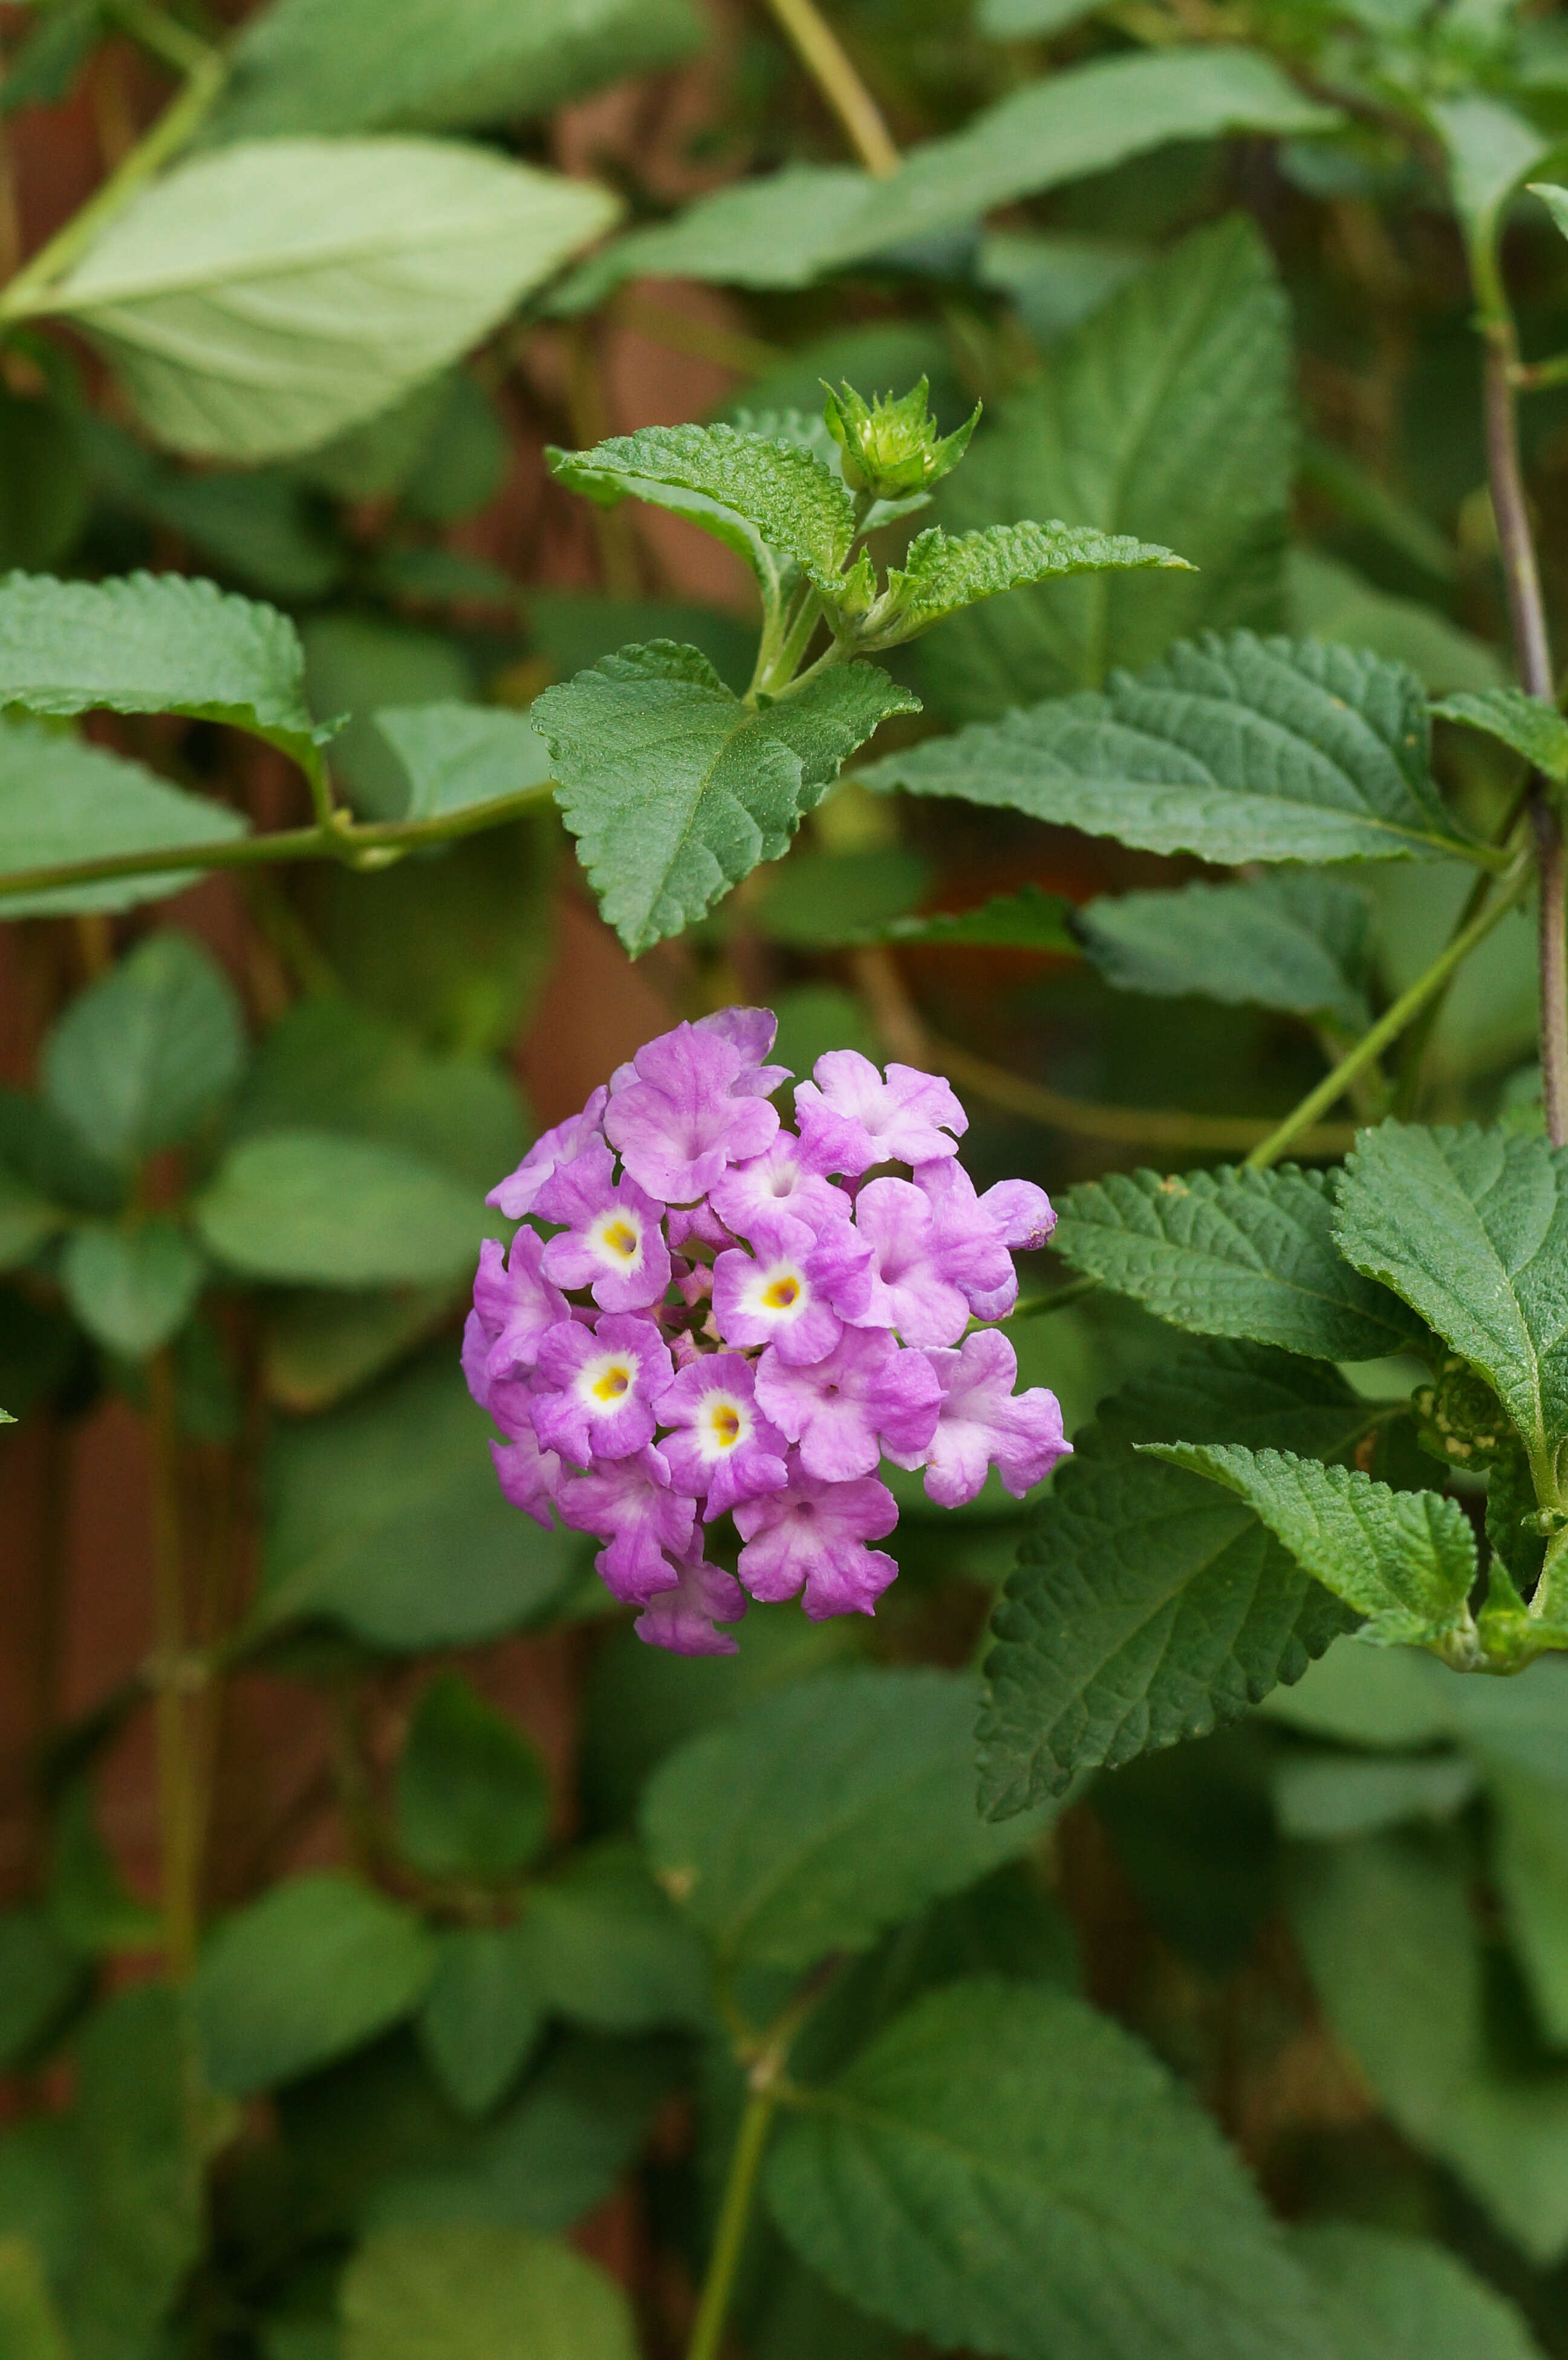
[372,703,553,821]
[44,932,244,1166]
[1051,1164,1422,1360]
[395,1674,551,1882]
[340,2224,637,2360]
[640,1666,1055,1972]
[872,631,1481,866]
[60,1221,204,1358]
[47,1782,160,1957]
[1,0,100,115]
[0,1166,66,1272]
[1486,1764,1568,2047]
[0,2235,70,2360]
[256,1349,574,1650]
[766,1978,1334,2360]
[417,1928,544,2119]
[864,519,1190,648]
[1289,550,1502,697]
[1293,2223,1546,2360]
[1076,874,1373,1029]
[1148,1445,1477,1649]
[1270,1752,1477,1841]
[533,643,918,955]
[0,1913,84,2071]
[194,1872,435,2097]
[195,1131,486,1287]
[82,415,343,602]
[0,391,89,573]
[513,1842,711,2034]
[921,217,1292,719]
[0,718,247,918]
[1333,1125,1568,1499]
[871,882,1078,952]
[1434,687,1568,782]
[0,2119,81,2293]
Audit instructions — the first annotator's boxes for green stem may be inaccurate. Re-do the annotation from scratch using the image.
[0,781,557,908]
[761,0,900,178]
[1512,351,1568,394]
[756,585,825,698]
[1245,850,1534,1170]
[686,2081,780,2360]
[0,29,225,319]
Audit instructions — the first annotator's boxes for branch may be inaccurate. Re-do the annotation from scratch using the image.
[761,0,900,179]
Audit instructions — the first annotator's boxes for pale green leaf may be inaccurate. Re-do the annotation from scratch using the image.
[977,230,1148,344]
[876,882,1078,952]
[922,216,1291,719]
[1270,1752,1477,1841]
[641,1666,1053,1971]
[551,166,865,308]
[766,1977,1335,2360]
[1433,686,1568,782]
[547,423,855,596]
[1333,1124,1568,1498]
[195,1131,486,1287]
[418,1927,544,2119]
[394,1673,550,1883]
[978,0,1103,34]
[1293,2223,1546,2360]
[1290,1833,1568,2264]
[978,1344,1370,1817]
[372,703,553,821]
[44,931,246,1165]
[1534,182,1568,242]
[341,2225,637,2360]
[60,1222,205,1359]
[1289,550,1502,697]
[194,1873,435,2097]
[1486,1763,1568,2046]
[1077,873,1374,1029]
[0,720,246,920]
[256,1350,574,1650]
[865,519,1189,648]
[533,642,918,955]
[207,0,703,140]
[0,2236,70,2360]
[1050,1164,1423,1360]
[0,568,326,775]
[37,140,619,462]
[1147,1445,1477,1648]
[1433,98,1552,253]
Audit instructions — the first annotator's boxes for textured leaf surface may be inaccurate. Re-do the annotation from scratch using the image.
[1290,1833,1568,2264]
[0,570,323,773]
[44,931,245,1165]
[60,1223,204,1359]
[767,1978,1335,2360]
[920,218,1292,720]
[41,141,617,461]
[533,643,917,954]
[1150,1446,1477,1645]
[1434,686,1568,782]
[342,2225,637,2360]
[872,631,1478,865]
[1333,1125,1568,1495]
[641,1667,1051,1971]
[979,1344,1368,1816]
[208,0,703,140]
[1076,873,1373,1029]
[194,1873,434,2096]
[258,1351,574,1649]
[872,519,1189,643]
[1293,2223,1545,2360]
[1051,1164,1422,1361]
[195,1131,486,1287]
[0,720,246,917]
[372,703,553,820]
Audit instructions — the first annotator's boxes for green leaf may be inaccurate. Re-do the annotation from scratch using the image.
[47,1781,160,1958]
[0,1166,67,1272]
[261,1285,455,1414]
[861,519,1190,649]
[194,1131,486,1287]
[209,0,703,140]
[0,568,329,778]
[0,717,248,918]
[194,1871,435,2098]
[256,1349,574,1650]
[547,423,855,600]
[1293,2223,1546,2360]
[977,229,1148,344]
[1534,183,1568,243]
[871,630,1483,866]
[63,1985,203,2360]
[641,1666,1053,1972]
[0,2237,70,2360]
[60,1222,205,1359]
[978,0,1101,29]
[1076,874,1373,1030]
[372,703,553,821]
[1434,99,1553,260]
[1288,549,1503,697]
[1290,1833,1568,2264]
[766,1977,1334,2360]
[872,881,1079,952]
[1433,687,1568,782]
[44,933,245,1166]
[83,415,343,603]
[0,389,89,574]
[533,643,918,955]
[1270,1751,1477,1841]
[513,1842,711,2035]
[920,216,1292,721]
[36,140,619,463]
[341,2225,637,2360]
[418,1928,544,2118]
[395,1674,551,1882]
[1486,1763,1568,2046]
[978,1343,1370,1817]
[1333,1125,1568,1500]
[0,1912,84,2071]
[752,845,931,947]
[1147,1445,1477,1650]
[1050,1164,1423,1361]
[1,0,101,117]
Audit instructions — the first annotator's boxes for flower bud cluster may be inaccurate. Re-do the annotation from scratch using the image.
[464,1009,1069,1655]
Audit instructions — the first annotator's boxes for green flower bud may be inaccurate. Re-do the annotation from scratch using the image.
[821,377,979,500]
[1413,1354,1511,1471]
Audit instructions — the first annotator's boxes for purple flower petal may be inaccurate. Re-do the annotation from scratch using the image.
[846,1177,972,1345]
[489,1429,562,1529]
[467,1230,570,1385]
[635,1536,747,1655]
[735,1459,899,1619]
[532,1312,673,1466]
[605,1022,780,1201]
[896,1330,1070,1507]
[711,1217,868,1365]
[754,1328,940,1482]
[557,1443,694,1603]
[711,1130,852,1243]
[535,1137,672,1313]
[694,1006,790,1097]
[794,1051,966,1175]
[487,1088,608,1218]
[656,1351,789,1519]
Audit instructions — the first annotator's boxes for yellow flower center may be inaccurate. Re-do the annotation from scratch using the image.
[711,1403,742,1448]
[603,1219,639,1260]
[593,1364,631,1401]
[762,1275,800,1311]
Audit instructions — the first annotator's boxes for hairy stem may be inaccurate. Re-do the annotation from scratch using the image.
[1246,851,1534,1169]
[1482,328,1567,1144]
[148,1350,200,1980]
[762,0,900,178]
[686,2082,781,2360]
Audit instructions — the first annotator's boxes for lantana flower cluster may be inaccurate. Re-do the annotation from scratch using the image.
[463,1010,1069,1655]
